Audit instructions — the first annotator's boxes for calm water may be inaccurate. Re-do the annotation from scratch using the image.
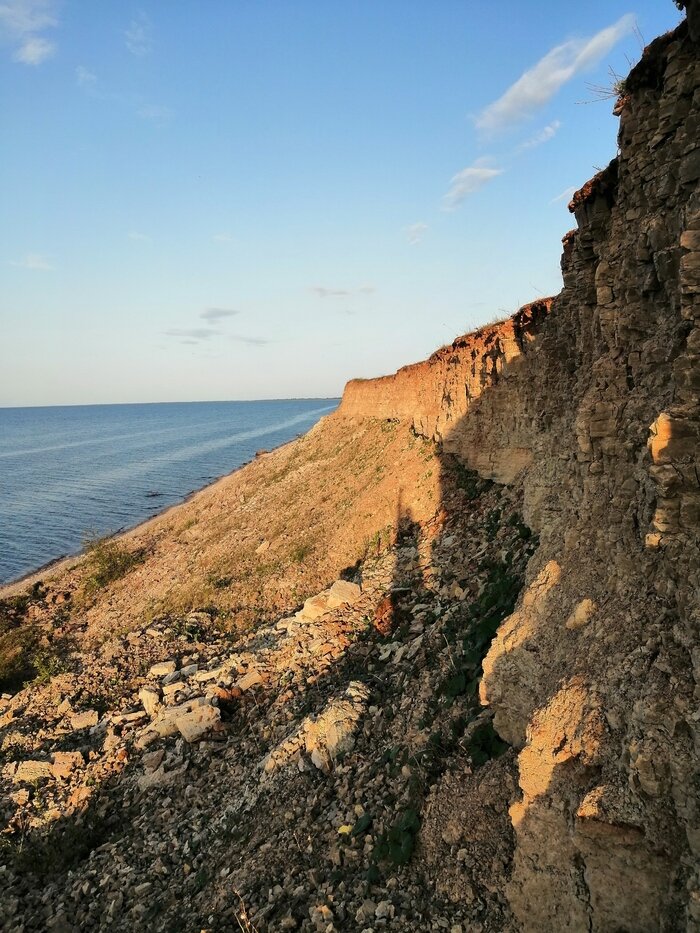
[0,399,338,585]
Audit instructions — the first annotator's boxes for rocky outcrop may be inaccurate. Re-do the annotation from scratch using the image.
[339,298,553,483]
[337,9,700,930]
[1,8,698,933]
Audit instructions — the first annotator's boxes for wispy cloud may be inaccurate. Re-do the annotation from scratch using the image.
[212,232,234,244]
[476,14,635,135]
[518,119,561,151]
[164,327,219,341]
[75,65,97,87]
[229,335,272,346]
[137,104,173,127]
[8,252,55,270]
[442,162,503,211]
[312,286,350,298]
[128,231,151,242]
[165,324,270,347]
[14,34,52,63]
[125,11,152,56]
[1,0,58,65]
[201,308,239,321]
[404,221,428,245]
[311,285,375,299]
[550,185,577,204]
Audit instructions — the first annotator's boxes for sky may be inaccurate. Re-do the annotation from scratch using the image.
[0,0,684,406]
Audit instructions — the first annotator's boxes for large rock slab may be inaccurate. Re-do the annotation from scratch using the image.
[175,705,221,743]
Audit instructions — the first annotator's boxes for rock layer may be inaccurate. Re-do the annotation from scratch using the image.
[337,11,700,930]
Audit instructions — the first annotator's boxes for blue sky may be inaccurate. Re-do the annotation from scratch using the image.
[0,0,683,406]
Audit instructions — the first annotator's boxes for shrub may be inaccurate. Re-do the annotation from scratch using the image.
[290,542,312,564]
[373,808,421,866]
[83,535,143,593]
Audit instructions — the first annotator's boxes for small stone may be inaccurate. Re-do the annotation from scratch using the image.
[375,901,394,920]
[149,660,177,677]
[142,749,165,772]
[14,760,53,783]
[52,751,84,779]
[139,686,161,717]
[70,709,99,730]
[236,669,265,692]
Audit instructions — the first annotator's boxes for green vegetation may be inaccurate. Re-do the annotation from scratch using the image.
[373,807,420,867]
[0,804,115,878]
[290,542,313,564]
[82,535,144,593]
[0,582,68,693]
[205,571,233,590]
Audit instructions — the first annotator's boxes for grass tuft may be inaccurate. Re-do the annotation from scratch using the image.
[82,535,143,593]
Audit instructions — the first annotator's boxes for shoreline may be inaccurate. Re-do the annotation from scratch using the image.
[0,413,335,597]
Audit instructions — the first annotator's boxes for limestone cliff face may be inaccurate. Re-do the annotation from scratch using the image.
[337,8,700,930]
[339,298,553,483]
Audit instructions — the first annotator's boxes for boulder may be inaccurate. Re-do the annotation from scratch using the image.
[175,704,221,743]
[327,579,362,607]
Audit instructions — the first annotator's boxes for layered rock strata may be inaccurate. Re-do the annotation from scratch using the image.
[337,9,700,930]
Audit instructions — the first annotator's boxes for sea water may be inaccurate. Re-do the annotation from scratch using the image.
[0,399,338,584]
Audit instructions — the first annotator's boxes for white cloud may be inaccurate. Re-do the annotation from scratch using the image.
[0,0,58,64]
[13,34,52,63]
[212,232,234,243]
[0,0,55,33]
[75,65,96,86]
[311,285,375,299]
[229,334,272,346]
[550,185,577,204]
[518,120,561,151]
[405,222,428,245]
[442,162,503,211]
[312,286,351,298]
[476,14,635,135]
[137,104,173,127]
[165,327,219,341]
[9,252,55,270]
[128,231,151,242]
[125,11,152,56]
[201,308,239,321]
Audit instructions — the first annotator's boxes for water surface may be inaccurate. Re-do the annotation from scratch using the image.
[0,399,338,584]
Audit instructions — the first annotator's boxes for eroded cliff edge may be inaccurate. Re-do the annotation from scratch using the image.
[0,8,698,933]
[338,10,700,930]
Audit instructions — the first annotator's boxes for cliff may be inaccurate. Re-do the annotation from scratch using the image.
[0,7,698,933]
[336,8,700,929]
[339,298,553,483]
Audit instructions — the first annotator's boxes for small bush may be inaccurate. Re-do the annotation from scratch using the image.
[373,808,420,866]
[290,542,312,564]
[0,582,62,693]
[83,536,143,592]
[0,626,38,692]
[467,721,509,766]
